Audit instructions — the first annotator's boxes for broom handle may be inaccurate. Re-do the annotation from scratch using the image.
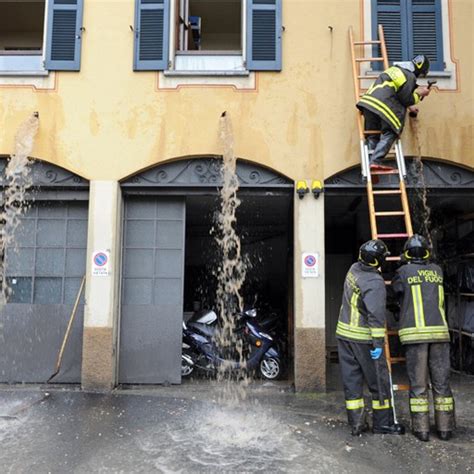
[52,276,86,375]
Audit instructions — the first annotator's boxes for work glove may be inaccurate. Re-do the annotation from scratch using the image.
[370,347,383,360]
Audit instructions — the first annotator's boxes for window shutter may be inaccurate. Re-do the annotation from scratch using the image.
[409,0,444,71]
[246,0,282,71]
[134,0,170,71]
[45,0,84,71]
[373,0,408,67]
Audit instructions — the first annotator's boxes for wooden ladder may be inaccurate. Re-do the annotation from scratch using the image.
[349,25,413,391]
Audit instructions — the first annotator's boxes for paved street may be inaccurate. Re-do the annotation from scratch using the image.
[1,376,473,473]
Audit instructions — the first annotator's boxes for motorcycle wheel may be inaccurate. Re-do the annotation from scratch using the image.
[181,351,194,377]
[259,357,281,380]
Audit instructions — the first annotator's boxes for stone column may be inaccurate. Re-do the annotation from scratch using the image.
[294,185,326,391]
[82,181,122,391]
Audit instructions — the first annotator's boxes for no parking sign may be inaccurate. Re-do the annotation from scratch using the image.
[92,250,110,277]
[302,252,319,278]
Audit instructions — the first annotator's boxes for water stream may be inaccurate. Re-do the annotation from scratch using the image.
[0,113,39,308]
[409,117,433,247]
[213,112,250,403]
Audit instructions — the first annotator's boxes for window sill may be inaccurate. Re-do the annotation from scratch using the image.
[0,70,49,77]
[170,54,248,76]
[0,55,48,77]
[365,70,452,79]
[426,71,452,79]
[164,69,249,77]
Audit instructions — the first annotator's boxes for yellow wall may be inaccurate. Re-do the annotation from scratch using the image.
[0,0,472,181]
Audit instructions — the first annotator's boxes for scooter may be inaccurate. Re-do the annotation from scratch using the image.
[181,307,283,380]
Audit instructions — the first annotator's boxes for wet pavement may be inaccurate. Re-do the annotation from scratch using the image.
[1,376,473,473]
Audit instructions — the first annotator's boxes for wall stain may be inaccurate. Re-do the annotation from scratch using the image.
[89,109,100,136]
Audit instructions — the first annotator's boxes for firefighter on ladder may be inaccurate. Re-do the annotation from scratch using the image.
[336,239,405,436]
[392,235,456,442]
[357,55,431,170]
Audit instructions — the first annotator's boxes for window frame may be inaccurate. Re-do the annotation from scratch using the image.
[169,0,247,74]
[0,0,49,75]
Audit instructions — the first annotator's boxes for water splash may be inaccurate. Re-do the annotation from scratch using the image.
[138,406,309,472]
[0,113,39,308]
[213,112,249,403]
[409,117,433,247]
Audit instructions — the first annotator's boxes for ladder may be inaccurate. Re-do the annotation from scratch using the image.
[349,25,413,391]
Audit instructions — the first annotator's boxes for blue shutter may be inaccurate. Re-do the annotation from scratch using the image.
[45,0,84,71]
[372,0,409,68]
[408,0,444,71]
[246,0,282,71]
[134,0,170,71]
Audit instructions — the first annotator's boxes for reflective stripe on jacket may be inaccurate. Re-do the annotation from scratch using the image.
[356,66,419,134]
[392,262,450,344]
[336,262,387,346]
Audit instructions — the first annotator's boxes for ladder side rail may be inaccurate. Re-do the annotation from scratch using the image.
[400,180,414,236]
[378,24,390,69]
[367,181,378,237]
[394,140,414,236]
[349,27,371,181]
[360,141,370,181]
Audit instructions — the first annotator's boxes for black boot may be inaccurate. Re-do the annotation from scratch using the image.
[438,430,452,441]
[351,423,369,436]
[373,423,406,435]
[413,431,430,442]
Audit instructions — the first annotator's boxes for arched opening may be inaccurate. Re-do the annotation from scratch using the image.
[0,157,89,384]
[324,158,474,384]
[119,157,294,384]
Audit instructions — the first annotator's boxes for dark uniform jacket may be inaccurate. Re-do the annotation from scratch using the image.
[357,65,420,134]
[336,262,387,347]
[392,262,450,344]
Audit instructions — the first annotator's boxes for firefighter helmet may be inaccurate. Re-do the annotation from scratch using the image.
[403,234,431,262]
[359,239,390,267]
[411,55,430,77]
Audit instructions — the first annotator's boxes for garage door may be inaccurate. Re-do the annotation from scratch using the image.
[119,197,185,384]
[0,201,88,383]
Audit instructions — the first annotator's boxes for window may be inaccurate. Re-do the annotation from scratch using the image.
[177,0,242,52]
[4,202,87,304]
[373,0,444,71]
[0,0,84,74]
[133,0,282,73]
[0,1,46,73]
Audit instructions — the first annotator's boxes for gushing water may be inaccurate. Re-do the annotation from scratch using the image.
[213,112,249,403]
[0,113,39,308]
[409,117,433,247]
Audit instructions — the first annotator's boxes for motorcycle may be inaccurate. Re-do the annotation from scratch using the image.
[181,307,283,380]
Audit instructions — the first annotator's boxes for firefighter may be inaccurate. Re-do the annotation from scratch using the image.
[357,55,431,169]
[392,235,455,442]
[336,239,405,436]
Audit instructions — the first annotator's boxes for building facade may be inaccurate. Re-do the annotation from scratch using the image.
[0,0,472,390]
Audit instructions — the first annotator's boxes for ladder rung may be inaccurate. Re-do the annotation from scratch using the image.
[374,211,405,216]
[353,40,381,45]
[390,357,406,363]
[387,330,399,336]
[393,384,409,391]
[386,256,401,261]
[377,233,409,239]
[370,169,399,175]
[357,75,378,80]
[363,130,382,135]
[355,57,384,62]
[373,190,402,195]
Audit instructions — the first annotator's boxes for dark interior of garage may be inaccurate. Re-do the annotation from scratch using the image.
[324,160,474,388]
[184,191,293,373]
